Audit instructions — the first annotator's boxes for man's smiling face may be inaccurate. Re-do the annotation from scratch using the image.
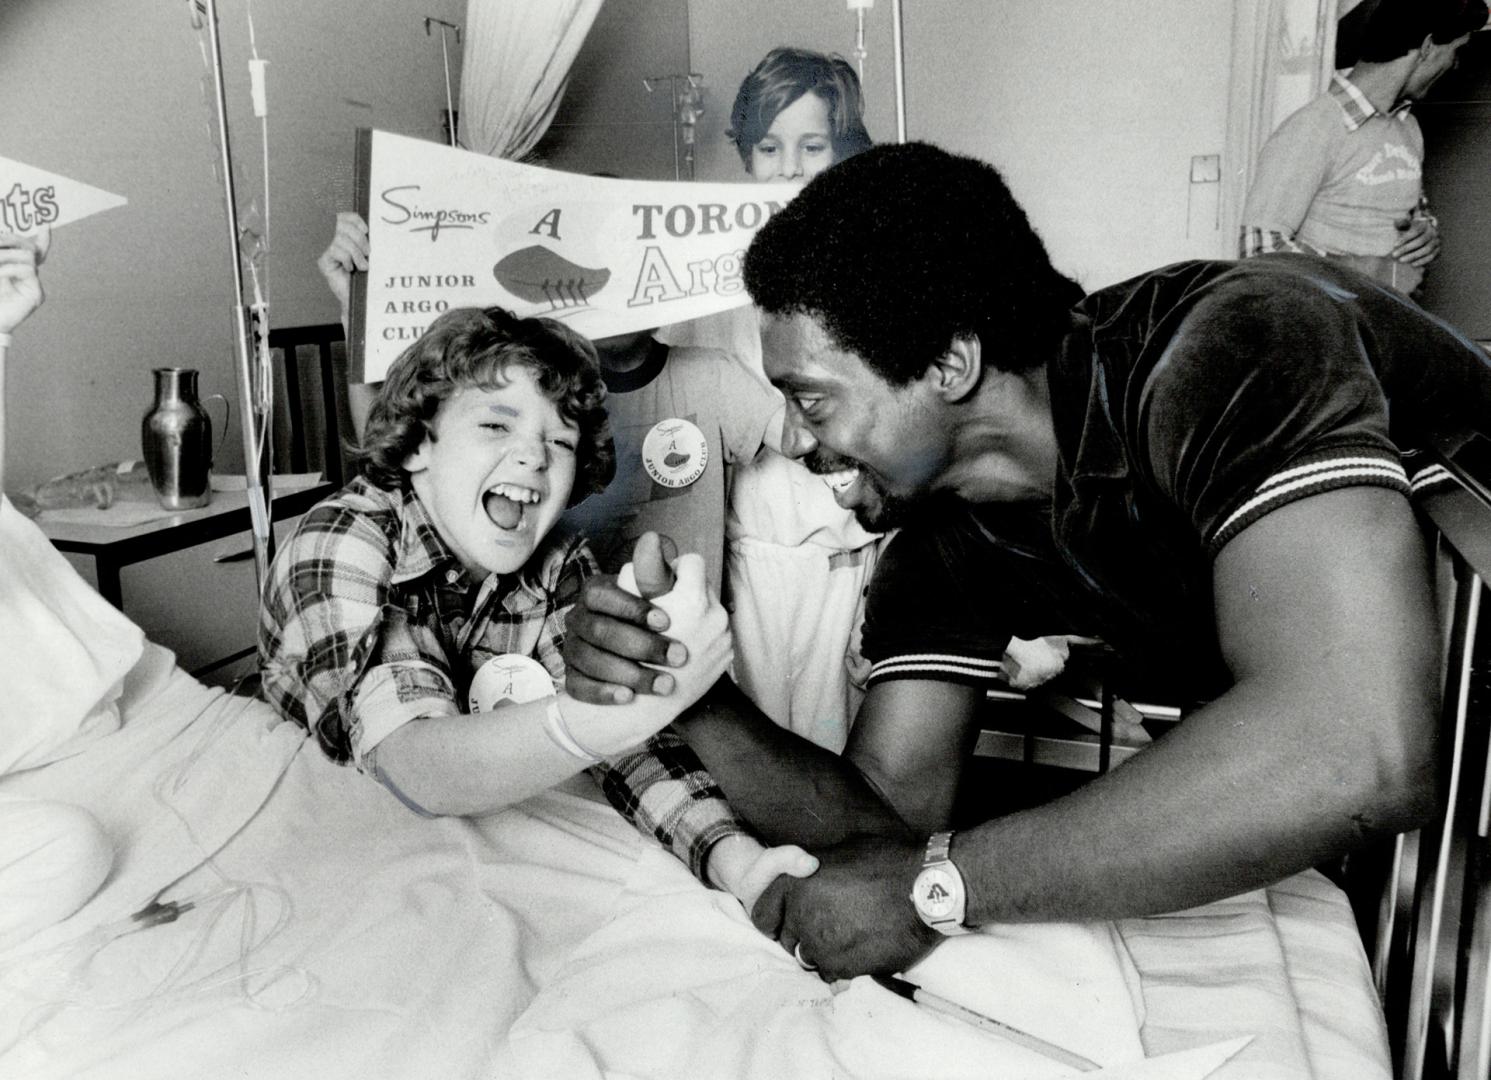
[405,366,578,577]
[762,311,951,531]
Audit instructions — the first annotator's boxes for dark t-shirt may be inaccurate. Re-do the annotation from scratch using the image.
[861,255,1491,702]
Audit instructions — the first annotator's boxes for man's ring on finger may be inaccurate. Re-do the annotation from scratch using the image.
[794,943,816,971]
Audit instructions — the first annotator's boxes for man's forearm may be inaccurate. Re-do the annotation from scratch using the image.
[954,673,1437,924]
[676,678,914,846]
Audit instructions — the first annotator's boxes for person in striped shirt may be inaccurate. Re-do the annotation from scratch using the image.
[1239,0,1487,295]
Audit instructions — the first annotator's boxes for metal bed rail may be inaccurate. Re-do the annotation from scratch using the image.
[970,444,1491,1079]
[1374,452,1491,1080]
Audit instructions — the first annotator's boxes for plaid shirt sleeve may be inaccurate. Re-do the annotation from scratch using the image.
[589,731,749,884]
[537,539,748,884]
[258,500,458,766]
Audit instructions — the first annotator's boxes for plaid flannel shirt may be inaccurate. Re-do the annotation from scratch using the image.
[258,476,746,879]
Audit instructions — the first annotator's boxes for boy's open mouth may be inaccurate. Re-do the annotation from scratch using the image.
[483,482,541,530]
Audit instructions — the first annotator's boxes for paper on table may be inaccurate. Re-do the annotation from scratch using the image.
[40,502,176,527]
[211,471,324,492]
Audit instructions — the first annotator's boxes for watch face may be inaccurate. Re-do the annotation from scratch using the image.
[914,867,961,920]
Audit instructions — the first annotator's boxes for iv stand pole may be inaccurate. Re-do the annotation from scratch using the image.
[205,0,275,590]
[891,0,907,142]
[426,17,462,147]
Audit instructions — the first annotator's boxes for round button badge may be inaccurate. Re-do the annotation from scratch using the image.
[468,653,555,713]
[641,418,708,489]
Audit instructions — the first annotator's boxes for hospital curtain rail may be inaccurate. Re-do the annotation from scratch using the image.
[1370,449,1491,1080]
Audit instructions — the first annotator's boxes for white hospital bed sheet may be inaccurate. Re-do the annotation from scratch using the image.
[1120,870,1391,1080]
[0,669,1390,1080]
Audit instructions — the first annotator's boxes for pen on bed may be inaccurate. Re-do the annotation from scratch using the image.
[871,974,1101,1072]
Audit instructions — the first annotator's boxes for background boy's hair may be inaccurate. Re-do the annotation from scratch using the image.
[1337,0,1488,66]
[354,306,615,502]
[727,46,873,168]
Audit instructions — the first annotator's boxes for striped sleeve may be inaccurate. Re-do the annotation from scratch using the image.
[1138,269,1411,558]
[866,651,1006,689]
[1240,226,1328,259]
[858,520,1014,691]
[1207,449,1409,554]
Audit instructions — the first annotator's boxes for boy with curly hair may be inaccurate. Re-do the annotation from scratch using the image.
[257,306,739,825]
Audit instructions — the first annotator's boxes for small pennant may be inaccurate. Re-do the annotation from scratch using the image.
[0,156,127,232]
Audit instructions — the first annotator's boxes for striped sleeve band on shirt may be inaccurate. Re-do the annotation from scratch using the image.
[1208,450,1409,555]
[866,651,1007,689]
[1408,461,1457,497]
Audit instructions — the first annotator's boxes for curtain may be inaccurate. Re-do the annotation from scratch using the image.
[1222,0,1338,246]
[459,0,605,160]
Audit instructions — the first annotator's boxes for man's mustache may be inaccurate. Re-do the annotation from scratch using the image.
[803,449,860,475]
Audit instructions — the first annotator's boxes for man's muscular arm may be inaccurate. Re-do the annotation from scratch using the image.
[565,534,914,846]
[757,486,1441,979]
[678,677,915,846]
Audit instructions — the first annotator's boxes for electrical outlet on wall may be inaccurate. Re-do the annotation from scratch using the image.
[1190,154,1221,184]
[1187,154,1222,240]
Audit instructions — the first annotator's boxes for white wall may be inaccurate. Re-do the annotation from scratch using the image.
[0,0,461,492]
[531,0,691,179]
[906,1,1234,290]
[3,0,1236,493]
[688,0,1234,291]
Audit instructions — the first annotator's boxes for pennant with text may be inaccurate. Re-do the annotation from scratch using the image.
[352,129,797,382]
[0,156,127,232]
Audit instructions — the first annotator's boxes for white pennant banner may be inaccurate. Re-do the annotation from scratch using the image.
[353,129,797,382]
[0,155,127,232]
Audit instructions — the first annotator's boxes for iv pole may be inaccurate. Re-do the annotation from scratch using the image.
[891,0,907,142]
[643,73,705,180]
[199,0,276,590]
[425,17,463,147]
[846,0,908,142]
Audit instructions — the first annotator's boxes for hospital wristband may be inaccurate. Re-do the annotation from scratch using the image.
[541,697,603,764]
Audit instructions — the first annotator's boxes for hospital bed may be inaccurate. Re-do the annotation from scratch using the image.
[6,443,1488,1079]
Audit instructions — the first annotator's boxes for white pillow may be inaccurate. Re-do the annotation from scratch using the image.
[0,495,145,773]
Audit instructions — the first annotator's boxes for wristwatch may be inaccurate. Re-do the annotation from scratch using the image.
[910,831,972,935]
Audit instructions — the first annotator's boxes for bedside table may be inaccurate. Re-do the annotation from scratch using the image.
[40,480,336,685]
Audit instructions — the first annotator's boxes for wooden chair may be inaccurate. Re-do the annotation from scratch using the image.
[268,323,349,487]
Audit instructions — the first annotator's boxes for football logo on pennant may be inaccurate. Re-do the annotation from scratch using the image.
[493,245,612,312]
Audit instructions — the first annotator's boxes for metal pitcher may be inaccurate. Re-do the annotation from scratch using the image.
[141,367,227,510]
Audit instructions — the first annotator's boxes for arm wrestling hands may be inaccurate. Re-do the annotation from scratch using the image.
[603,533,822,912]
[564,532,932,975]
[570,492,1441,980]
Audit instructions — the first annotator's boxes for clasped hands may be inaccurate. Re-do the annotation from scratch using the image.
[565,532,942,981]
